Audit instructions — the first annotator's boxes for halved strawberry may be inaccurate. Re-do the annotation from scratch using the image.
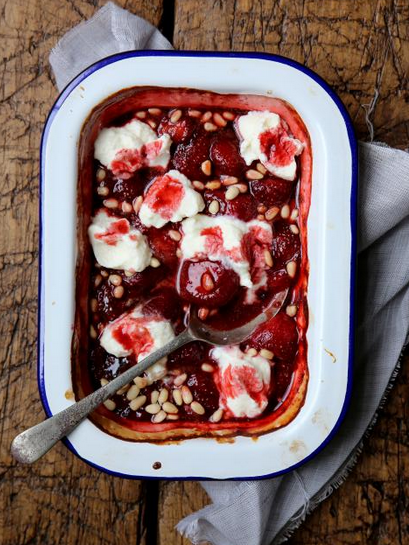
[271,221,300,266]
[172,132,212,180]
[147,226,180,268]
[250,176,294,207]
[158,115,196,144]
[210,134,245,177]
[249,312,298,361]
[204,189,257,222]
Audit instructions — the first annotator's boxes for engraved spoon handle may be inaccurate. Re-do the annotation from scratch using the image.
[11,329,193,464]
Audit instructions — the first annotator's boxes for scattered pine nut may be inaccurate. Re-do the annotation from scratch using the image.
[94,274,102,287]
[103,400,116,411]
[147,119,157,129]
[191,401,205,415]
[133,195,143,214]
[290,224,299,234]
[172,389,183,406]
[198,307,209,320]
[210,408,224,423]
[225,186,240,200]
[287,261,297,278]
[101,270,108,278]
[181,385,193,404]
[130,395,147,410]
[281,204,290,219]
[170,109,182,123]
[96,168,106,181]
[152,410,167,423]
[148,108,162,116]
[134,376,148,389]
[108,274,122,286]
[174,373,187,387]
[257,204,267,213]
[206,180,221,190]
[122,201,133,213]
[257,214,266,221]
[116,384,130,396]
[193,180,205,190]
[158,389,169,404]
[222,111,235,120]
[90,298,98,312]
[176,248,183,258]
[113,286,124,298]
[291,208,299,220]
[247,348,258,357]
[213,112,227,127]
[100,378,109,386]
[103,198,118,209]
[201,160,212,176]
[169,229,181,241]
[201,272,215,291]
[201,363,214,372]
[126,385,140,400]
[286,305,298,317]
[204,122,217,132]
[166,414,179,421]
[150,257,161,268]
[236,183,248,193]
[256,162,267,174]
[97,185,109,196]
[260,348,274,360]
[246,169,263,180]
[162,401,178,414]
[90,325,97,339]
[202,111,212,122]
[222,176,239,186]
[151,390,160,404]
[208,200,220,214]
[145,403,161,415]
[188,109,202,117]
[124,270,134,277]
[265,206,280,221]
[136,111,147,119]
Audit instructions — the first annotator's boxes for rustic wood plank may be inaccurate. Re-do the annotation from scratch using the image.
[0,1,163,544]
[158,1,409,544]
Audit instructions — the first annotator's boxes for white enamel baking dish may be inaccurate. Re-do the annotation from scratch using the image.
[39,52,357,479]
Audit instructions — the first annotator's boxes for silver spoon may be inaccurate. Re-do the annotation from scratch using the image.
[11,290,287,464]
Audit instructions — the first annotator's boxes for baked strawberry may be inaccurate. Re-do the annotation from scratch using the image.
[250,176,294,207]
[249,312,298,360]
[210,136,245,177]
[158,115,196,144]
[147,226,180,268]
[143,287,182,321]
[204,189,257,222]
[271,221,300,266]
[172,132,212,180]
[266,268,294,292]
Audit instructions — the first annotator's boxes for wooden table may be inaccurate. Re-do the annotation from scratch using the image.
[2,1,408,544]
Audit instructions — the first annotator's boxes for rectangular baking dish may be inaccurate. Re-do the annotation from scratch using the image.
[39,51,357,479]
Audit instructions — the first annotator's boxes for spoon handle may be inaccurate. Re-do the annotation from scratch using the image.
[11,329,193,464]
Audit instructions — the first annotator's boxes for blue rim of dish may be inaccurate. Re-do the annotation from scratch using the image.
[38,50,357,480]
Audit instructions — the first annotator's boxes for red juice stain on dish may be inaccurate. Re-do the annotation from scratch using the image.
[81,93,311,440]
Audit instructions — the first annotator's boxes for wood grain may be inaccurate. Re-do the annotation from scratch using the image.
[0,2,162,544]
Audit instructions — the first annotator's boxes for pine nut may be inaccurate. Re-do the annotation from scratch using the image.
[222,176,239,186]
[247,348,258,357]
[206,180,221,190]
[201,363,214,372]
[213,112,227,127]
[201,160,212,176]
[124,270,134,277]
[264,250,273,268]
[158,389,169,404]
[169,229,181,241]
[176,248,183,258]
[210,408,224,423]
[257,214,266,221]
[134,376,148,389]
[236,183,248,193]
[94,274,102,287]
[147,119,157,129]
[103,198,118,209]
[291,208,299,220]
[101,270,108,278]
[208,200,220,214]
[286,305,298,317]
[257,205,267,213]
[151,390,159,404]
[122,201,133,213]
[100,378,109,386]
[166,414,179,421]
[174,373,187,387]
[172,388,183,405]
[133,195,143,214]
[191,401,205,415]
[90,325,97,339]
[198,307,209,320]
[90,298,98,312]
[130,395,147,410]
[148,108,162,116]
[97,185,109,196]
[265,207,280,221]
[108,274,122,286]
[162,401,178,414]
[290,224,299,234]
[96,168,106,181]
[150,257,161,268]
[181,385,193,404]
[225,186,240,200]
[103,400,116,411]
[287,261,297,278]
[201,272,215,291]
[116,384,129,396]
[246,169,263,180]
[193,180,205,190]
[113,286,124,298]
[260,348,274,360]
[256,162,267,174]
[204,122,217,132]
[136,111,147,119]
[222,111,235,120]
[126,384,140,400]
[153,410,167,423]
[170,109,182,123]
[202,111,212,122]
[188,109,202,117]
[281,204,290,219]
[145,403,161,415]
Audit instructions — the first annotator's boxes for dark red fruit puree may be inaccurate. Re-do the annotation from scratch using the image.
[74,88,311,441]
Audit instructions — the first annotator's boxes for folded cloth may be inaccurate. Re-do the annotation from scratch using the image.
[50,5,409,544]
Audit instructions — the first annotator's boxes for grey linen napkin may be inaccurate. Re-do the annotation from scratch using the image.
[49,5,409,544]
